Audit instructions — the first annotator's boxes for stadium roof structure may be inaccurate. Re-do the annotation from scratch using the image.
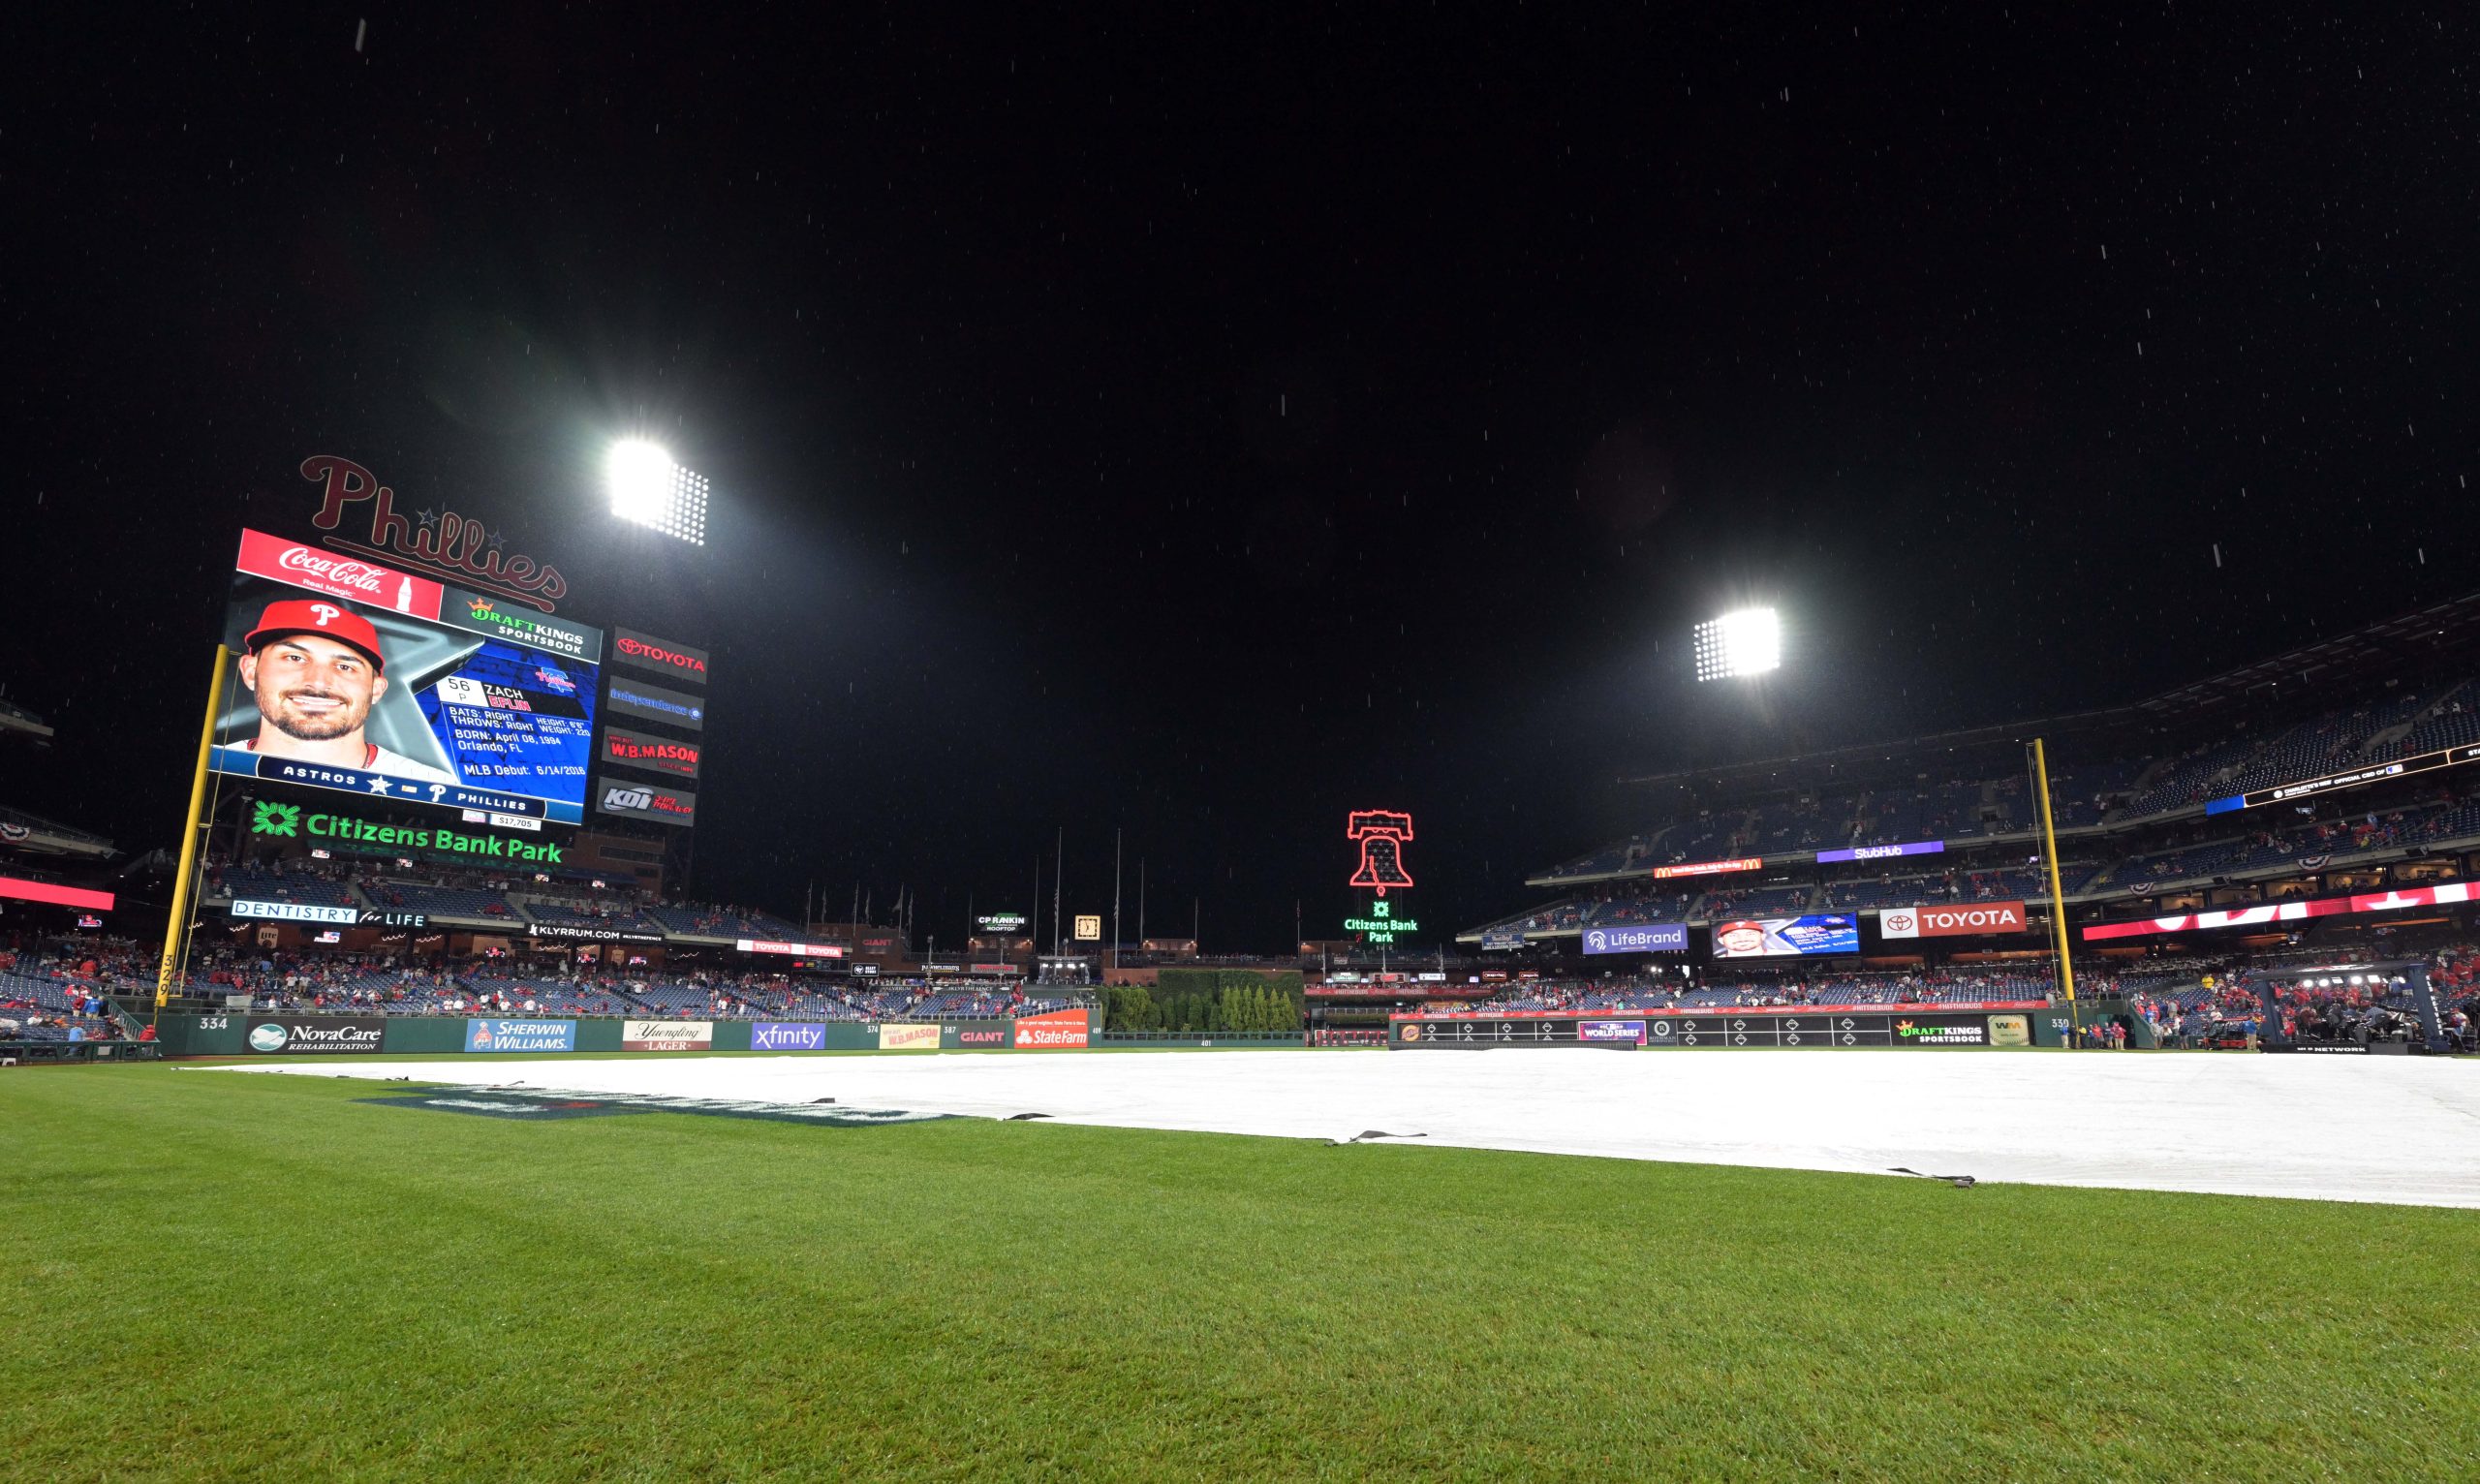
[2129,589,2480,721]
[0,696,52,742]
[0,803,114,860]
[1623,587,2480,792]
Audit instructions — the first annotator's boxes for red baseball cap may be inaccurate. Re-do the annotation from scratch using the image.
[245,600,388,674]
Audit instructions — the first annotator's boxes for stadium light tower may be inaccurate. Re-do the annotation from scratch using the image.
[1693,606,1781,682]
[605,439,710,545]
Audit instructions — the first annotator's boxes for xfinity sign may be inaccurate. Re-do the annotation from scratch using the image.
[1581,923,1689,955]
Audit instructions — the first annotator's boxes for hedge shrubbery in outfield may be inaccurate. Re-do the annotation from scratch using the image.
[1103,968,1304,1033]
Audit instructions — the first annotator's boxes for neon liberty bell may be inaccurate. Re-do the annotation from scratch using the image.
[1347,809,1415,896]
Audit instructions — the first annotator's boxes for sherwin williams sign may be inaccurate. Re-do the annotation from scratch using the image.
[1012,1010,1090,1049]
[878,1024,942,1051]
[464,1019,578,1052]
[750,1022,828,1052]
[1580,923,1688,954]
[623,1020,713,1052]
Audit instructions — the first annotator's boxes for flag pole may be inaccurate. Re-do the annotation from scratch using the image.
[2030,737,2080,1046]
[155,645,232,1027]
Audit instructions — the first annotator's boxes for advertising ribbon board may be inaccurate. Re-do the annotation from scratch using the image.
[244,1015,387,1054]
[750,1022,829,1052]
[877,1024,942,1051]
[1877,902,2028,940]
[464,1019,578,1053]
[1012,1009,1091,1049]
[611,628,710,687]
[604,676,706,731]
[601,727,702,781]
[622,1020,714,1052]
[1581,923,1689,954]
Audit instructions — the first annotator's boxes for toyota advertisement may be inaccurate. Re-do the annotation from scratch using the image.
[1581,923,1689,955]
[210,530,602,823]
[1878,902,2028,940]
[1710,913,1861,959]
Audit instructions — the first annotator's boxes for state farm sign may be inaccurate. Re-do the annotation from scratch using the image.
[1012,1009,1090,1049]
[1878,902,2028,940]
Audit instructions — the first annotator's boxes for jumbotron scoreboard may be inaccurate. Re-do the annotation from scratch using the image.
[1393,1009,2034,1049]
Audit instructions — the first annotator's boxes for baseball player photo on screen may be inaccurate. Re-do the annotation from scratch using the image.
[208,539,603,822]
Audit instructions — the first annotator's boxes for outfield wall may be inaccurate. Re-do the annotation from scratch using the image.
[154,1008,1098,1058]
[1391,1003,2070,1049]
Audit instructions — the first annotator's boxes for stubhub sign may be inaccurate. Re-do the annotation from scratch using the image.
[464,1019,578,1053]
[1581,923,1689,955]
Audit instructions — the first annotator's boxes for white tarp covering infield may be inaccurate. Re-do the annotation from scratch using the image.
[209,1048,2480,1209]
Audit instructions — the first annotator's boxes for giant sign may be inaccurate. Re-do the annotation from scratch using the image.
[1581,923,1689,955]
[1877,902,2028,940]
[211,531,601,823]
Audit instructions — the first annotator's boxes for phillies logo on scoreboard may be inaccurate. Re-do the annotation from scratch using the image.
[300,453,571,613]
[1348,809,1414,897]
[1879,902,2029,939]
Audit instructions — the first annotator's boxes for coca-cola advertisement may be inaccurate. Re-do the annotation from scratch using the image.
[210,530,604,824]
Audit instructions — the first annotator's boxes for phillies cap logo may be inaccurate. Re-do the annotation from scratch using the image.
[309,603,342,626]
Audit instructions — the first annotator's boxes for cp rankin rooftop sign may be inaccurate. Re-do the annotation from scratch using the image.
[302,454,571,613]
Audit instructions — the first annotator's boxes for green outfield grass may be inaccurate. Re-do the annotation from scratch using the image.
[4,1065,2474,1482]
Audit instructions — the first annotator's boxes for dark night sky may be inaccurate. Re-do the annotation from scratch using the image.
[11,5,2476,947]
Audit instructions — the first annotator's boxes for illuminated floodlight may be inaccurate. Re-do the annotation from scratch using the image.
[1694,606,1781,681]
[606,439,710,545]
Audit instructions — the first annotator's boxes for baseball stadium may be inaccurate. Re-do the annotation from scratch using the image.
[15,10,2480,1482]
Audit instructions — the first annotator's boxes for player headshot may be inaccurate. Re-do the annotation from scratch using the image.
[235,599,459,786]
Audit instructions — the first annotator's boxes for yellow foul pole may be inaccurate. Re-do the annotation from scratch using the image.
[154,645,232,1026]
[2030,737,2079,1040]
